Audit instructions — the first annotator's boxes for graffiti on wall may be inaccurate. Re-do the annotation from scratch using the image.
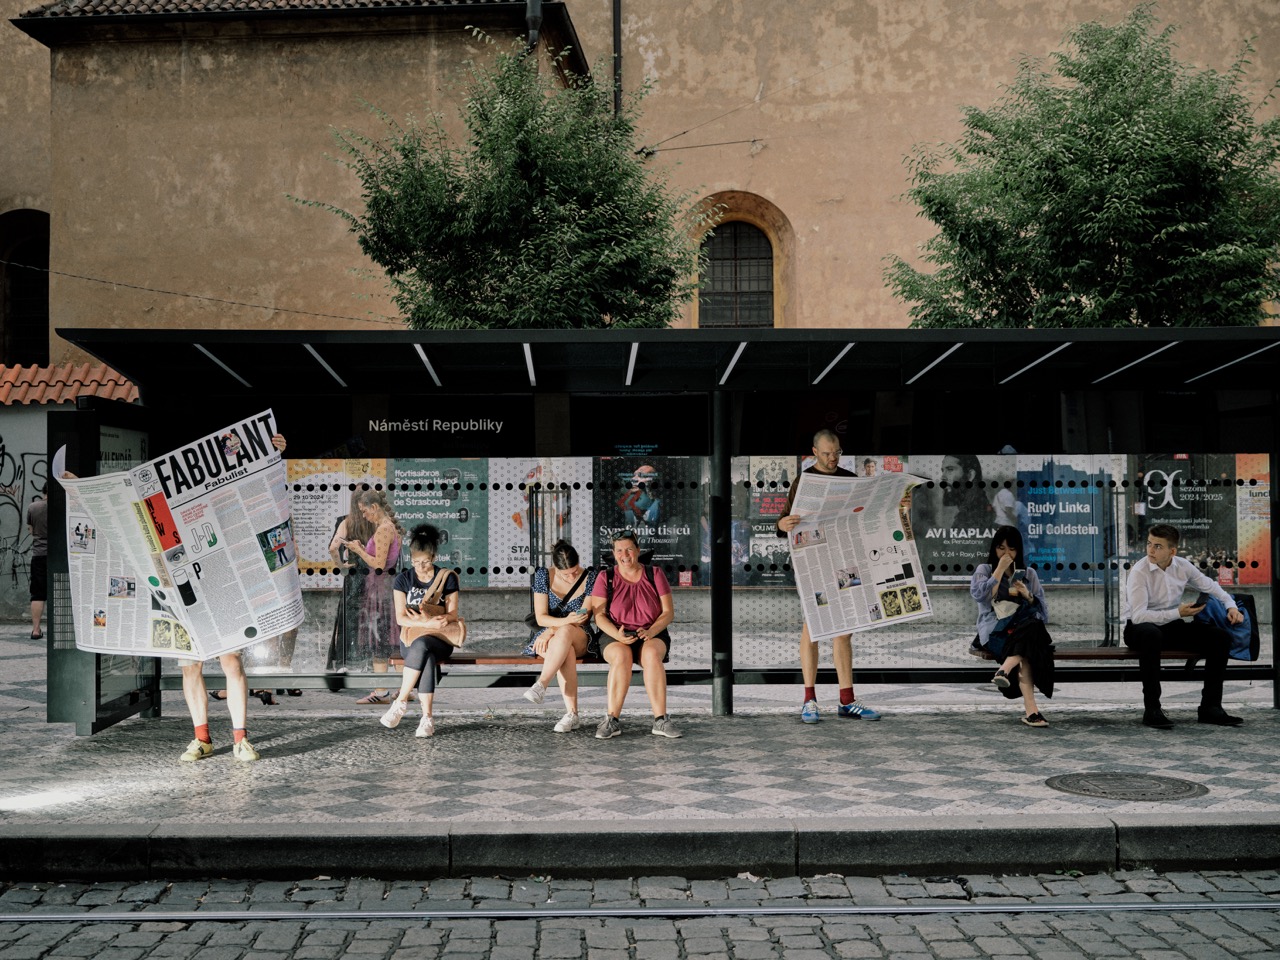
[0,432,48,595]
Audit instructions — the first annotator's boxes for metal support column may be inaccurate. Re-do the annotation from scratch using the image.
[710,390,733,715]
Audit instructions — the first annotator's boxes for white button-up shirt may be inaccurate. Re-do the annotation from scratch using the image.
[1122,554,1236,626]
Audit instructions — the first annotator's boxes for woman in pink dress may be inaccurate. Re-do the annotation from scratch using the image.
[344,489,403,703]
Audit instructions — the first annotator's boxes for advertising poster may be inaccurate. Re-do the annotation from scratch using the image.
[1128,452,1271,587]
[1016,454,1108,585]
[733,455,797,587]
[909,453,1016,584]
[1235,453,1270,586]
[486,457,594,586]
[593,456,708,585]
[390,459,488,587]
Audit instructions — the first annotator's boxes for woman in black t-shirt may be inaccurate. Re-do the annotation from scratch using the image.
[375,524,460,738]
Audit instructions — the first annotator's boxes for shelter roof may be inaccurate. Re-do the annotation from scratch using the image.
[54,327,1280,398]
[0,363,139,406]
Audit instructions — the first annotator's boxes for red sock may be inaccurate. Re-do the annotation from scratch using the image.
[194,724,211,743]
[803,686,817,703]
[839,687,854,705]
[232,728,247,744]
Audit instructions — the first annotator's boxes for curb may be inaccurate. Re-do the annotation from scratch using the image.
[4,815,1280,880]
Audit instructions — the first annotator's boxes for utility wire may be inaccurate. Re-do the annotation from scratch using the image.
[0,258,404,327]
[648,0,984,151]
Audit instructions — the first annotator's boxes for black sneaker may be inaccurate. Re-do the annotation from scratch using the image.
[1142,708,1174,730]
[1197,707,1244,727]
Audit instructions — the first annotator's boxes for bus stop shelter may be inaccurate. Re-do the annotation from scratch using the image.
[47,326,1280,733]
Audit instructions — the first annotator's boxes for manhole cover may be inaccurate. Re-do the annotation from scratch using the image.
[1045,772,1209,801]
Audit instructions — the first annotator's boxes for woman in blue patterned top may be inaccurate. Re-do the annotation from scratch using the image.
[522,539,599,733]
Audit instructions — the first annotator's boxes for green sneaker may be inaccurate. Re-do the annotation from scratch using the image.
[179,738,213,763]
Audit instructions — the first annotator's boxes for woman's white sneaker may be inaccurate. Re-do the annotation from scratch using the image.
[415,715,435,738]
[380,699,409,728]
[523,679,547,704]
[553,711,581,733]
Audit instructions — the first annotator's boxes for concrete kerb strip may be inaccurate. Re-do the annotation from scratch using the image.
[5,815,1280,880]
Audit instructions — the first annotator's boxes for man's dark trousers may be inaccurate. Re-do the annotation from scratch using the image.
[1124,619,1230,710]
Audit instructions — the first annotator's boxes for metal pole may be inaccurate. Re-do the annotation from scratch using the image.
[710,389,733,715]
[612,0,622,115]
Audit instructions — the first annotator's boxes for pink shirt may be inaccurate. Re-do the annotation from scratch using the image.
[590,565,671,631]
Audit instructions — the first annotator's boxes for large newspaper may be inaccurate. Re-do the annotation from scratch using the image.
[787,472,931,641]
[61,409,304,660]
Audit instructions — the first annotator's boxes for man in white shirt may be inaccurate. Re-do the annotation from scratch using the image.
[1122,523,1243,729]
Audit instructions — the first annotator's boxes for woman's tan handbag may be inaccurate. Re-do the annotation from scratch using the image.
[400,567,467,647]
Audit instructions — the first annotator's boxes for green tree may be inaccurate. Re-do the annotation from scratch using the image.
[884,6,1280,328]
[307,37,714,329]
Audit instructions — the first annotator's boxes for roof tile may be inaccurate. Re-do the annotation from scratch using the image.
[0,363,139,406]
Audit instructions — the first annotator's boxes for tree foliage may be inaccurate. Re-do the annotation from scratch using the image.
[884,6,1280,328]
[306,37,714,330]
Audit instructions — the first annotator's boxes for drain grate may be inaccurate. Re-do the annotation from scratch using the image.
[1045,772,1209,801]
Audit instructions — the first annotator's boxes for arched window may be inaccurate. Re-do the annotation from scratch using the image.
[0,209,51,366]
[699,221,774,328]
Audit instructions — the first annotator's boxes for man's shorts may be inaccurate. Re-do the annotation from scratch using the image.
[29,556,47,603]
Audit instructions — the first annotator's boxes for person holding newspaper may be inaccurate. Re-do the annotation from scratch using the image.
[971,525,1054,727]
[775,429,881,725]
[179,432,288,763]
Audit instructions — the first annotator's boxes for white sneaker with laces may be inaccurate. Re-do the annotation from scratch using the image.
[380,699,409,729]
[553,711,580,733]
[415,715,435,738]
[523,679,547,704]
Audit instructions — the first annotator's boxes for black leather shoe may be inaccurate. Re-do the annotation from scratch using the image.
[1198,708,1244,727]
[1142,708,1174,730]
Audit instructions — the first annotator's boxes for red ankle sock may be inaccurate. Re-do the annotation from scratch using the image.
[803,686,817,703]
[232,728,247,744]
[839,687,855,705]
[194,724,211,743]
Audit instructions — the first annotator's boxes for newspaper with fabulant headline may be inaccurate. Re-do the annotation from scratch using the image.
[787,472,933,642]
[60,408,304,660]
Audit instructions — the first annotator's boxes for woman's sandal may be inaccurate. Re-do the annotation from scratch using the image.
[208,690,228,702]
[991,669,1012,689]
[253,689,277,705]
[356,692,390,705]
[1021,712,1049,727]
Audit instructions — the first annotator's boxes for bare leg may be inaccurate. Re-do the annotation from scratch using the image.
[30,600,44,637]
[392,667,424,704]
[833,633,854,691]
[371,657,390,697]
[180,661,208,728]
[1018,661,1040,717]
[799,623,819,686]
[640,638,669,717]
[417,690,434,718]
[218,652,249,729]
[603,642,634,718]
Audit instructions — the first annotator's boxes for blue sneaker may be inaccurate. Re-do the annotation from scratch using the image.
[837,700,882,721]
[800,699,821,724]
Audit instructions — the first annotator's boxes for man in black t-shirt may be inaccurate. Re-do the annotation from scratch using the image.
[776,429,882,725]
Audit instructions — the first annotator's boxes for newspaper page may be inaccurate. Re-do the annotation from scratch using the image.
[786,471,931,642]
[62,409,303,660]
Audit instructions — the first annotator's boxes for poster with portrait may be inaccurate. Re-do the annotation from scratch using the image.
[593,456,708,585]
[909,453,1017,584]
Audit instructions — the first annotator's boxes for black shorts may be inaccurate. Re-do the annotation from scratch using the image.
[29,556,47,602]
[599,629,671,664]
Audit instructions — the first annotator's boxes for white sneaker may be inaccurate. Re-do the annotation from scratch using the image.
[553,711,581,733]
[523,679,547,704]
[380,699,409,729]
[415,715,435,738]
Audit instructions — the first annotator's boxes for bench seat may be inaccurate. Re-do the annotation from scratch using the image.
[971,645,1196,662]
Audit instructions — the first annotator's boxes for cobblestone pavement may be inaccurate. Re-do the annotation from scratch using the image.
[1,870,1279,958]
